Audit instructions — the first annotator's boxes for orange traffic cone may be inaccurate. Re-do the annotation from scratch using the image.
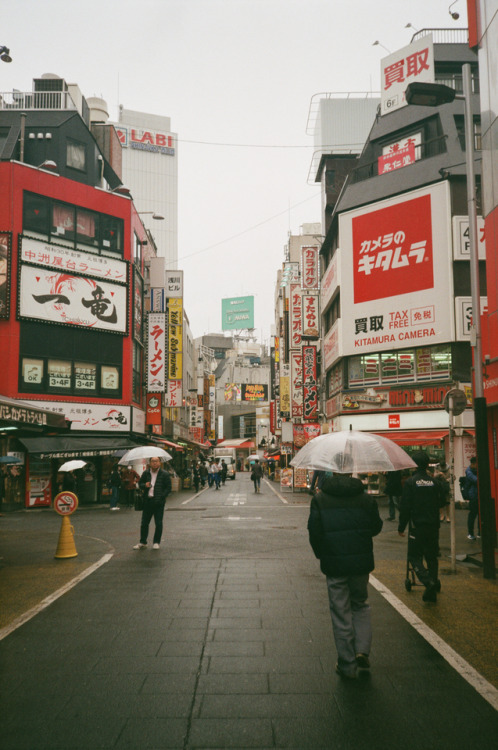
[54,515,78,559]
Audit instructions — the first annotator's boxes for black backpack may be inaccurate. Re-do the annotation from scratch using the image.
[459,475,470,500]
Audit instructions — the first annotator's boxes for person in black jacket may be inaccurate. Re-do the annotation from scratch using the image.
[133,457,172,550]
[308,454,383,679]
[398,451,447,602]
[385,470,402,521]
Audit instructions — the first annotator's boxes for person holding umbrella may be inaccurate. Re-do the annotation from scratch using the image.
[307,451,383,679]
[134,456,172,550]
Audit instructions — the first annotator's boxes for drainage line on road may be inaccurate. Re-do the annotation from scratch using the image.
[182,562,222,750]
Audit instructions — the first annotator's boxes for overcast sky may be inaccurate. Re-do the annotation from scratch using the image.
[3,0,468,344]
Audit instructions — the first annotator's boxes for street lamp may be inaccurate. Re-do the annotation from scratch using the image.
[405,68,496,580]
[138,211,165,220]
[0,45,12,63]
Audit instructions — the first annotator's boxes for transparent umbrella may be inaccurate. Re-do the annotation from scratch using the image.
[59,460,87,472]
[118,446,172,465]
[290,430,416,474]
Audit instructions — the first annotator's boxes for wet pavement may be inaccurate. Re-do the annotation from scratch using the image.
[0,475,496,749]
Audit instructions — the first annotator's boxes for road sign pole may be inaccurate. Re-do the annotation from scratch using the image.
[449,395,456,573]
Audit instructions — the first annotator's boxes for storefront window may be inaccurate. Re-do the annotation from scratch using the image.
[23,193,50,236]
[48,359,72,390]
[348,346,452,388]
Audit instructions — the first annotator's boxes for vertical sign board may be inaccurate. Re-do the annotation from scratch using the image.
[302,345,318,420]
[167,298,183,394]
[165,270,184,298]
[280,363,291,418]
[147,313,166,392]
[289,284,302,349]
[380,34,435,116]
[339,183,454,357]
[301,246,319,289]
[290,351,303,418]
[302,293,319,339]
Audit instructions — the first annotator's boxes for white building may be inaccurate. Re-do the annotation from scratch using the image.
[112,107,178,266]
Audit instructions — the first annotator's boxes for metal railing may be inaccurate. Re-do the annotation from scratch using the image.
[0,90,77,111]
[349,134,448,184]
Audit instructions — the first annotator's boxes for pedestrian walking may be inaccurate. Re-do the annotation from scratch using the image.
[108,463,121,510]
[385,470,402,521]
[465,456,480,540]
[122,465,140,507]
[210,459,221,489]
[251,459,263,493]
[133,456,172,550]
[398,451,447,602]
[207,459,215,488]
[434,461,451,523]
[199,461,208,488]
[220,459,228,486]
[193,462,201,493]
[307,452,383,679]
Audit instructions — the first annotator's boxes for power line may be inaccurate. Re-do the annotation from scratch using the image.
[178,191,321,262]
[178,138,365,149]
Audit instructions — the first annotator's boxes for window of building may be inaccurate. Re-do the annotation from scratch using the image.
[348,345,451,388]
[21,358,44,389]
[48,359,72,390]
[101,365,120,392]
[454,116,482,151]
[66,139,86,171]
[132,343,142,403]
[101,214,123,255]
[74,362,97,392]
[52,202,75,240]
[134,232,142,268]
[23,193,50,236]
[23,192,124,256]
[20,356,121,397]
[76,208,98,247]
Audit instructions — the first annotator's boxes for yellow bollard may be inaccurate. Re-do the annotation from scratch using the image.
[55,515,78,559]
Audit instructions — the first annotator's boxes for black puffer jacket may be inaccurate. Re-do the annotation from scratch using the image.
[307,475,383,577]
[398,469,446,533]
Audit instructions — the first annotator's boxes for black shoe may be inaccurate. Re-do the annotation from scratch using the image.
[423,586,437,602]
[356,653,370,669]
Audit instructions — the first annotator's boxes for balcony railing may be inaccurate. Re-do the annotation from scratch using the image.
[349,134,448,184]
[0,90,77,111]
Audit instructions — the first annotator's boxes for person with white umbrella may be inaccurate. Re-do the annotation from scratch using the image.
[133,456,172,550]
[307,450,383,679]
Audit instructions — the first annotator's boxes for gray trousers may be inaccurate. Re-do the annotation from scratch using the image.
[326,573,371,676]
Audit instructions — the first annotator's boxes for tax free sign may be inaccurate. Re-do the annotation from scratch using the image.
[339,182,454,356]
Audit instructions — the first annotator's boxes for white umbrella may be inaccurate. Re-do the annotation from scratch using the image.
[118,446,172,465]
[59,460,87,472]
[290,430,416,474]
[247,454,260,461]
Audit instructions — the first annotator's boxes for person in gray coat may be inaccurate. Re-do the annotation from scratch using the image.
[307,454,383,679]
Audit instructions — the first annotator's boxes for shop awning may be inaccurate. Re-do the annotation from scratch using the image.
[155,438,184,452]
[19,436,140,459]
[217,439,255,449]
[373,430,448,446]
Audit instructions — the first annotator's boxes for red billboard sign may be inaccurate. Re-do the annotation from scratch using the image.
[352,194,434,304]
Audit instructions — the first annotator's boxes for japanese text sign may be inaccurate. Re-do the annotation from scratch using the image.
[147,313,166,391]
[302,293,319,338]
[339,183,453,356]
[381,35,434,115]
[302,345,318,420]
[289,284,302,349]
[301,246,319,289]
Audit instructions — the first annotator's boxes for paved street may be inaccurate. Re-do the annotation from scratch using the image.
[0,474,497,749]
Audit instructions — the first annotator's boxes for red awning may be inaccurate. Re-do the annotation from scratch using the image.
[373,430,448,446]
[218,440,255,449]
[155,438,184,452]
